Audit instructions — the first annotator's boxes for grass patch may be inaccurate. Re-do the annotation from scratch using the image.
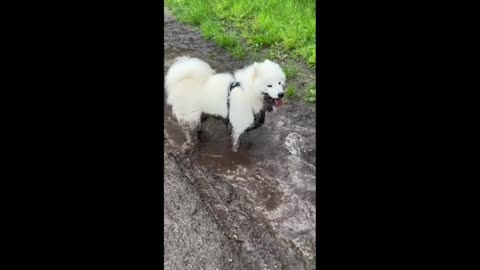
[283,64,299,79]
[285,85,297,98]
[304,85,316,103]
[165,0,316,69]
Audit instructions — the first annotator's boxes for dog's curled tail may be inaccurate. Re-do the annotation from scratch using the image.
[165,56,215,97]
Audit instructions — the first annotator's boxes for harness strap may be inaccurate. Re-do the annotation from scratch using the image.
[227,81,240,113]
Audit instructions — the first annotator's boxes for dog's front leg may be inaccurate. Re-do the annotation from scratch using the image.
[189,126,201,145]
[231,131,241,152]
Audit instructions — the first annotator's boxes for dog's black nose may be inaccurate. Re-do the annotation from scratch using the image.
[278,92,284,98]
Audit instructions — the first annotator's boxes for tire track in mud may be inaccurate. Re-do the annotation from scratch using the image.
[167,152,309,270]
[164,7,316,270]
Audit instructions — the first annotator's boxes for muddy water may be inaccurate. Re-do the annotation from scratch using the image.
[164,7,316,270]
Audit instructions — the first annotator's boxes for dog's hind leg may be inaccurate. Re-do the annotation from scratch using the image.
[197,113,209,136]
[180,121,200,153]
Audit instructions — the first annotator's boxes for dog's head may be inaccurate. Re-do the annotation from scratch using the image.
[252,60,286,112]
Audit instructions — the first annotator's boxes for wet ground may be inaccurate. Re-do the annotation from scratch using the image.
[164,7,316,270]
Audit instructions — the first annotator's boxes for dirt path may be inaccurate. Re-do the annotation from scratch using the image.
[164,7,316,270]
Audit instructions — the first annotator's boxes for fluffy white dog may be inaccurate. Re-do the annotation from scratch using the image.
[165,56,286,152]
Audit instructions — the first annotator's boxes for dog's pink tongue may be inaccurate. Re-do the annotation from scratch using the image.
[274,99,283,107]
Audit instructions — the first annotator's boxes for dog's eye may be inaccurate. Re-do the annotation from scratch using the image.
[267,85,272,87]
[279,82,281,85]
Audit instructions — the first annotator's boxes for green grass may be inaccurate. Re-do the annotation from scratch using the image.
[165,0,316,69]
[304,85,316,103]
[285,85,297,98]
[283,64,299,79]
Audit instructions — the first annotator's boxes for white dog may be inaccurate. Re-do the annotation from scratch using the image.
[165,56,286,152]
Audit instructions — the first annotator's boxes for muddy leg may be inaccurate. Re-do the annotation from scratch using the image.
[184,127,199,144]
[181,124,199,153]
[197,117,206,136]
[231,132,241,152]
[190,125,200,144]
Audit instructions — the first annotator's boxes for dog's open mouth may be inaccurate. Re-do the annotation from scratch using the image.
[264,95,284,112]
[274,98,283,107]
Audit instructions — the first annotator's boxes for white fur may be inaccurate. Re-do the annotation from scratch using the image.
[165,56,286,151]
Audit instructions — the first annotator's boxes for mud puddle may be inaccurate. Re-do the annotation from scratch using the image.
[164,7,316,269]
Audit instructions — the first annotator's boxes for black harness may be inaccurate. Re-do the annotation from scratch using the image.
[201,81,245,135]
[221,81,268,134]
[227,81,241,113]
